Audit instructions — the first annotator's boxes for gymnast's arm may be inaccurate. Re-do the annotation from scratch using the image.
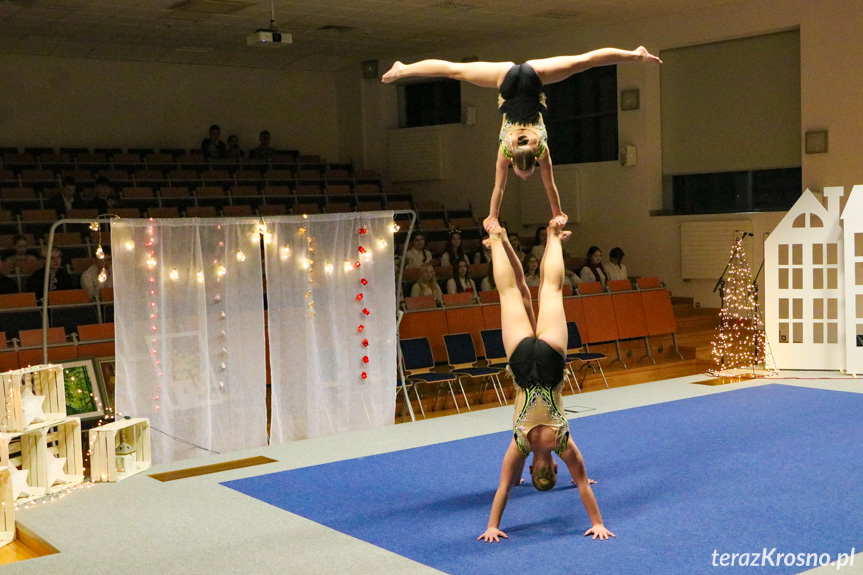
[558,438,616,540]
[538,148,567,227]
[483,149,510,233]
[478,439,524,542]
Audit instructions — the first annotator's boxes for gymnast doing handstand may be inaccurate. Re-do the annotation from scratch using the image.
[383,47,661,233]
[477,221,614,543]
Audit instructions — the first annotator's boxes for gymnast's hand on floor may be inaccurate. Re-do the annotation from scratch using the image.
[478,527,508,543]
[584,524,616,540]
[572,478,597,486]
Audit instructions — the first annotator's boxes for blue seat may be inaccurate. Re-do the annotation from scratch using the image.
[443,333,506,406]
[479,328,507,369]
[399,337,469,413]
[566,321,609,390]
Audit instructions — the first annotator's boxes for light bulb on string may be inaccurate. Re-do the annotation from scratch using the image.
[281,245,291,260]
[89,222,99,231]
[125,241,134,251]
[95,245,105,259]
[236,250,246,262]
[170,267,179,281]
[389,223,400,233]
[98,268,107,283]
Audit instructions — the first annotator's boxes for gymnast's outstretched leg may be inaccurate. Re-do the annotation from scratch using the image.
[382,60,513,88]
[488,227,535,357]
[526,46,661,85]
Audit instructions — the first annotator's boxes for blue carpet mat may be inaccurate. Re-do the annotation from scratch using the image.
[223,385,863,574]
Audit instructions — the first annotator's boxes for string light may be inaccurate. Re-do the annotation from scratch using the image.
[125,241,134,251]
[281,245,291,260]
[236,250,246,262]
[344,259,353,272]
[89,222,99,231]
[325,262,333,274]
[216,265,227,278]
[378,238,387,249]
[389,223,400,233]
[196,270,205,284]
[710,237,778,378]
[170,267,179,281]
[98,269,108,283]
[95,245,105,259]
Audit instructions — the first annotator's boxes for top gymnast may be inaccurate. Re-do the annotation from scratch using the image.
[476,220,613,543]
[382,47,661,232]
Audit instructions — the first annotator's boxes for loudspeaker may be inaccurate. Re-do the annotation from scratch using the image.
[362,60,378,79]
[619,144,637,167]
[462,105,477,126]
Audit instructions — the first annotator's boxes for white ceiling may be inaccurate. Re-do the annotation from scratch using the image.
[0,0,739,72]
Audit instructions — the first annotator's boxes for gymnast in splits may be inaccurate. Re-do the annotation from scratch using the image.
[383,47,661,232]
[477,221,613,543]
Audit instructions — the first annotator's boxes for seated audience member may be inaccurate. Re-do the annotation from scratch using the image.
[447,259,479,301]
[473,232,492,264]
[25,246,77,296]
[440,231,471,267]
[201,124,228,160]
[80,258,112,300]
[45,176,85,217]
[529,226,547,260]
[227,134,243,161]
[88,176,123,214]
[248,130,275,160]
[410,263,444,306]
[3,234,39,268]
[0,262,18,294]
[404,232,433,269]
[480,259,496,292]
[579,246,608,287]
[508,232,528,263]
[523,254,541,287]
[604,247,628,281]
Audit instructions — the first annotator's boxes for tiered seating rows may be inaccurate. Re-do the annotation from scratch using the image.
[400,280,678,365]
[0,321,114,371]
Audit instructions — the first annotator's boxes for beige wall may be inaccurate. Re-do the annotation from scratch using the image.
[347,0,863,307]
[0,55,340,161]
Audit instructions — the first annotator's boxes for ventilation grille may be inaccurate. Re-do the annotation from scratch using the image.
[170,0,254,15]
[434,2,482,11]
[407,34,447,43]
[534,9,581,21]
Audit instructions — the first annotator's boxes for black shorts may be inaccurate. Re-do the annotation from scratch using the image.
[509,337,565,389]
[499,63,544,124]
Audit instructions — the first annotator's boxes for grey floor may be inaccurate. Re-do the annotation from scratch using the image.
[8,372,863,575]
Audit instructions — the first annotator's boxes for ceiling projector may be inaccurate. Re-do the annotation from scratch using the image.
[246,30,291,46]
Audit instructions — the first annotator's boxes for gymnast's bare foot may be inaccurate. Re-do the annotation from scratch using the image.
[382,61,404,83]
[635,46,662,65]
[483,216,501,234]
[547,221,571,242]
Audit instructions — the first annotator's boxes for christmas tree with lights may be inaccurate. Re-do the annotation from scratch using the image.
[711,237,777,377]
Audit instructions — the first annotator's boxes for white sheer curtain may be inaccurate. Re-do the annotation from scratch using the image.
[264,212,397,444]
[112,219,268,464]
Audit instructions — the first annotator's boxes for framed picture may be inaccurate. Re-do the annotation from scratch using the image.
[94,357,116,418]
[60,358,107,421]
[163,331,222,410]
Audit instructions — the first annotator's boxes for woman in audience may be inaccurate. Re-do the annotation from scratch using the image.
[604,247,628,281]
[403,232,433,269]
[3,234,38,268]
[477,221,612,543]
[474,232,493,264]
[447,259,479,300]
[440,231,471,267]
[523,254,541,288]
[227,135,244,161]
[383,47,661,233]
[579,246,607,287]
[410,263,444,307]
[529,226,547,261]
[480,259,496,292]
[507,232,527,263]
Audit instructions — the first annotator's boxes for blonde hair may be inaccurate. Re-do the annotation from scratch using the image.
[531,464,557,491]
[414,263,439,295]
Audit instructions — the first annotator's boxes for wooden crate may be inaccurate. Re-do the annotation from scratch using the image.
[45,417,84,493]
[89,418,151,482]
[1,364,66,433]
[0,466,14,547]
[0,417,83,502]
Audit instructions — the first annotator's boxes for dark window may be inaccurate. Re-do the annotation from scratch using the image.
[401,79,461,128]
[671,168,802,214]
[543,66,618,164]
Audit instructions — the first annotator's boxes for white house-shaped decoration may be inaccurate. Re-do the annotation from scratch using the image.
[840,185,863,375]
[764,187,845,370]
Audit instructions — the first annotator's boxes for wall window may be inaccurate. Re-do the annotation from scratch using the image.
[399,79,461,128]
[543,66,618,164]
